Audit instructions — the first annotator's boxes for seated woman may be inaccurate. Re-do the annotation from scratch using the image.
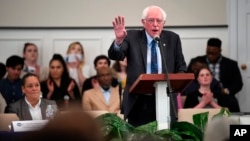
[40,54,81,110]
[22,42,49,81]
[182,57,222,97]
[6,73,57,120]
[184,67,222,109]
[65,42,91,90]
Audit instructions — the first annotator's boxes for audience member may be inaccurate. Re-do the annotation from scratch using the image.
[112,57,127,90]
[22,42,49,81]
[81,54,118,94]
[182,57,222,100]
[40,54,81,110]
[0,62,7,113]
[21,111,102,141]
[0,62,6,79]
[66,41,91,89]
[82,67,120,113]
[0,55,24,106]
[0,93,6,113]
[184,67,222,108]
[187,38,243,112]
[108,5,186,126]
[6,73,57,120]
[203,116,239,141]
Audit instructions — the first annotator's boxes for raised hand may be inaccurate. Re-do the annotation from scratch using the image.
[47,79,54,99]
[67,80,76,99]
[112,16,127,45]
[67,80,75,93]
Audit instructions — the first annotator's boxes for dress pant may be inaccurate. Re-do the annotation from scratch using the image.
[127,93,178,127]
[127,94,156,127]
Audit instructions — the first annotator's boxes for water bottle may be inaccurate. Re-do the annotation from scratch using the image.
[64,95,70,110]
[46,105,55,119]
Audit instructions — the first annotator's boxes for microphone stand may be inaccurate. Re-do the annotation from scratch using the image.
[156,39,178,128]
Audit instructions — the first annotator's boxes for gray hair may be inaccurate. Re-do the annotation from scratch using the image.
[141,5,167,20]
[203,116,239,141]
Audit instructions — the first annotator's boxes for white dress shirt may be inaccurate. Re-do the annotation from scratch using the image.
[25,97,42,120]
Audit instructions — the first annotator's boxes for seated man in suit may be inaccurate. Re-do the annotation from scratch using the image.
[82,67,120,113]
[81,54,118,94]
[6,73,57,120]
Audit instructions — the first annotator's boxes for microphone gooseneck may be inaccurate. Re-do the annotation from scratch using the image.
[156,35,177,127]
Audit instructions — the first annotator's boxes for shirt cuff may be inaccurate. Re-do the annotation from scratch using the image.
[113,42,121,51]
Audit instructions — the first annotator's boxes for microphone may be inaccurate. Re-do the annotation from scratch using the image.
[64,95,70,103]
[154,34,178,126]
[154,35,160,42]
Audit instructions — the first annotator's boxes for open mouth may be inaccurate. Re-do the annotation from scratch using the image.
[152,29,158,33]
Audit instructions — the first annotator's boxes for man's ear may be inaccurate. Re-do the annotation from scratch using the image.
[141,19,146,24]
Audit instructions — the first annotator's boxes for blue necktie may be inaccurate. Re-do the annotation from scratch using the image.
[151,40,158,73]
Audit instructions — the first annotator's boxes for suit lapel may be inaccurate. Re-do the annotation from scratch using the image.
[21,99,32,120]
[40,99,47,119]
[138,31,148,72]
[96,88,108,105]
[159,33,168,73]
[109,86,119,105]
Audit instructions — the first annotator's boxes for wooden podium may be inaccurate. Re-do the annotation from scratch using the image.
[129,73,194,130]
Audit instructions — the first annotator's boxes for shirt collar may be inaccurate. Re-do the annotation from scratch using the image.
[206,56,222,64]
[5,77,21,84]
[145,31,154,46]
[25,97,41,109]
[100,87,111,93]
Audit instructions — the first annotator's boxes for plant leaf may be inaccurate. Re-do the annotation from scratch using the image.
[134,121,157,134]
[96,113,134,139]
[155,129,183,140]
[193,111,208,133]
[171,121,203,141]
[212,107,231,120]
[125,133,166,141]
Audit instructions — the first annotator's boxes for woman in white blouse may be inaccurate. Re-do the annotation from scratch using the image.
[66,42,91,90]
[6,73,57,120]
[22,42,49,82]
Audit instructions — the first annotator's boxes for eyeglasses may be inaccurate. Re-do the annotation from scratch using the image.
[144,18,164,24]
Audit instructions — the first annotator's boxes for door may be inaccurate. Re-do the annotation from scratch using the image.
[230,0,250,112]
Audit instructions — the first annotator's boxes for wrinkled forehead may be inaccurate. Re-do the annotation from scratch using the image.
[146,8,164,19]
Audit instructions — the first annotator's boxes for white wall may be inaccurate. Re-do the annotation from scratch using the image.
[0,0,227,27]
[0,28,228,75]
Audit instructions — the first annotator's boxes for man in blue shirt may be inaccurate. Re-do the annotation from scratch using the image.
[0,55,24,107]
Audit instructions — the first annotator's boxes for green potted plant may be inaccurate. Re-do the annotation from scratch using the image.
[96,108,230,141]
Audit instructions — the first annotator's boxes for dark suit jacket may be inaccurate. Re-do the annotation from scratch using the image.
[6,98,57,120]
[187,55,243,96]
[108,29,187,118]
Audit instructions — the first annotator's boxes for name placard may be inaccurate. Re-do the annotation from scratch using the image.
[11,120,49,132]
